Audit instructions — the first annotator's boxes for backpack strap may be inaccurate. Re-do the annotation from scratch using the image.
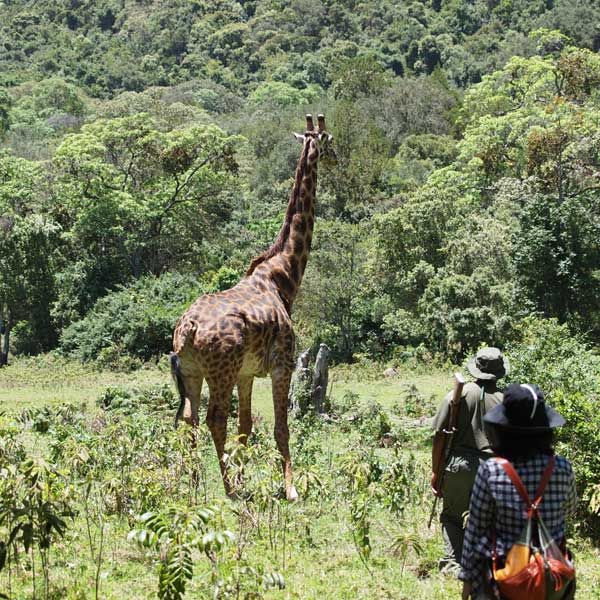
[494,456,556,516]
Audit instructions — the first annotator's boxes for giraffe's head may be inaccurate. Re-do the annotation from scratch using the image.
[294,114,337,166]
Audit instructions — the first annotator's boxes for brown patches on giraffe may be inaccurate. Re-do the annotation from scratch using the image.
[171,114,335,502]
[292,236,304,256]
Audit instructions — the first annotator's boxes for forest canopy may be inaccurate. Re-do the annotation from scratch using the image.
[0,0,599,364]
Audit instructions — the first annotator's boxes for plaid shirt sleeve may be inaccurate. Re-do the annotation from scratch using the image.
[459,461,494,583]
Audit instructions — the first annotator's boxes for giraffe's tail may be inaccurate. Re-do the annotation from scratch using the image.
[170,352,186,429]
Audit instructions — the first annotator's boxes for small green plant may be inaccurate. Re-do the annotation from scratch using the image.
[0,458,73,600]
[128,506,235,600]
[80,479,107,600]
[349,492,373,573]
[213,564,285,599]
[292,413,325,467]
[395,383,427,417]
[391,531,424,577]
[381,450,421,517]
[335,392,391,443]
[17,404,82,433]
[340,449,382,573]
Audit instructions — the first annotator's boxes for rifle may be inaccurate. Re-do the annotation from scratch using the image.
[428,372,466,528]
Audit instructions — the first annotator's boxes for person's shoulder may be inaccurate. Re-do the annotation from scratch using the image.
[554,455,574,476]
[483,455,503,467]
[463,381,479,394]
[476,456,501,477]
[461,381,481,403]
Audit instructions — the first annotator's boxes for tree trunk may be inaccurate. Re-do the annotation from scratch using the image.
[0,309,11,367]
[312,344,330,414]
[289,349,311,415]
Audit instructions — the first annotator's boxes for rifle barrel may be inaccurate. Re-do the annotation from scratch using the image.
[428,372,466,528]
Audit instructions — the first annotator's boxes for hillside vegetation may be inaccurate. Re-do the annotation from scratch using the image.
[1,0,599,363]
[1,1,600,598]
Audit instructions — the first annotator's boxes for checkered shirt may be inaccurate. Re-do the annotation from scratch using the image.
[459,453,577,591]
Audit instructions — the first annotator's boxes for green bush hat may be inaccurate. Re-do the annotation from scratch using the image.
[466,347,510,381]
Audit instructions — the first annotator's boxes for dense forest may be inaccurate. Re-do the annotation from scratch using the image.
[1,0,599,366]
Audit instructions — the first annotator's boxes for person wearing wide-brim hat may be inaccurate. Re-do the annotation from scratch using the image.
[431,347,510,575]
[459,384,577,599]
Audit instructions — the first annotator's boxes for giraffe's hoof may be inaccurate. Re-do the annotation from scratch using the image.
[286,485,299,502]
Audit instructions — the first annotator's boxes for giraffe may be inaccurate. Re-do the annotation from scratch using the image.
[171,114,335,502]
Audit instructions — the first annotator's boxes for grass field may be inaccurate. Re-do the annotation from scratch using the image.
[0,357,598,600]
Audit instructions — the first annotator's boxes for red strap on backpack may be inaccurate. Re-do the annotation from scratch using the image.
[494,456,556,517]
[490,455,575,600]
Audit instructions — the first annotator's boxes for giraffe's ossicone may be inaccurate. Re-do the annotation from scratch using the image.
[171,114,335,502]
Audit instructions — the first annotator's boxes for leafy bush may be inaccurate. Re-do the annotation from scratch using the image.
[98,383,178,416]
[394,383,428,418]
[334,391,391,443]
[60,272,205,364]
[17,403,83,433]
[381,450,423,517]
[0,456,74,597]
[505,317,600,526]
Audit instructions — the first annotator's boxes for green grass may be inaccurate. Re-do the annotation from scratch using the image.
[0,357,598,600]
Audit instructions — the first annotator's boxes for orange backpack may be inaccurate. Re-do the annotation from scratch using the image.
[491,456,575,600]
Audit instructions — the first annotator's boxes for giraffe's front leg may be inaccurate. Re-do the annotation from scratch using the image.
[271,366,298,502]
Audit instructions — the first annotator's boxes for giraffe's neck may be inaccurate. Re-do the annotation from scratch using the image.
[247,138,318,312]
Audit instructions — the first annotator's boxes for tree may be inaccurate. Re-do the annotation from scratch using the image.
[0,152,57,360]
[322,101,391,220]
[456,42,600,337]
[248,81,322,108]
[329,55,390,102]
[0,214,58,361]
[51,114,242,323]
[295,220,374,362]
[0,89,11,140]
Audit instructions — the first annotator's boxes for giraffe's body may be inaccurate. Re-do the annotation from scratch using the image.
[171,115,334,501]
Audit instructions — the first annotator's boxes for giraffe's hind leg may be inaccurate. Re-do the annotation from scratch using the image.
[171,352,203,429]
[183,376,203,428]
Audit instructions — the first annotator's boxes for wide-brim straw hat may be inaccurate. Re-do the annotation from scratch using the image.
[484,383,565,433]
[467,347,510,381]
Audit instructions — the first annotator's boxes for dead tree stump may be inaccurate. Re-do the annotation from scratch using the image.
[312,343,330,414]
[289,349,311,414]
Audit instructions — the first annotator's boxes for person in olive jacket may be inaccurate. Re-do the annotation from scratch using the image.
[431,347,509,573]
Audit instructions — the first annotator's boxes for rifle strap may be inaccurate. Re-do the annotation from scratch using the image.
[478,384,486,433]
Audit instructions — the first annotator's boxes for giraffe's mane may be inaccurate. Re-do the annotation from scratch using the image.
[245,137,313,277]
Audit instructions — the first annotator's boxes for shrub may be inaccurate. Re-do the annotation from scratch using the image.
[381,450,422,517]
[17,403,83,433]
[128,506,235,600]
[505,317,600,527]
[98,384,178,416]
[60,272,205,364]
[394,383,428,417]
[334,391,391,443]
